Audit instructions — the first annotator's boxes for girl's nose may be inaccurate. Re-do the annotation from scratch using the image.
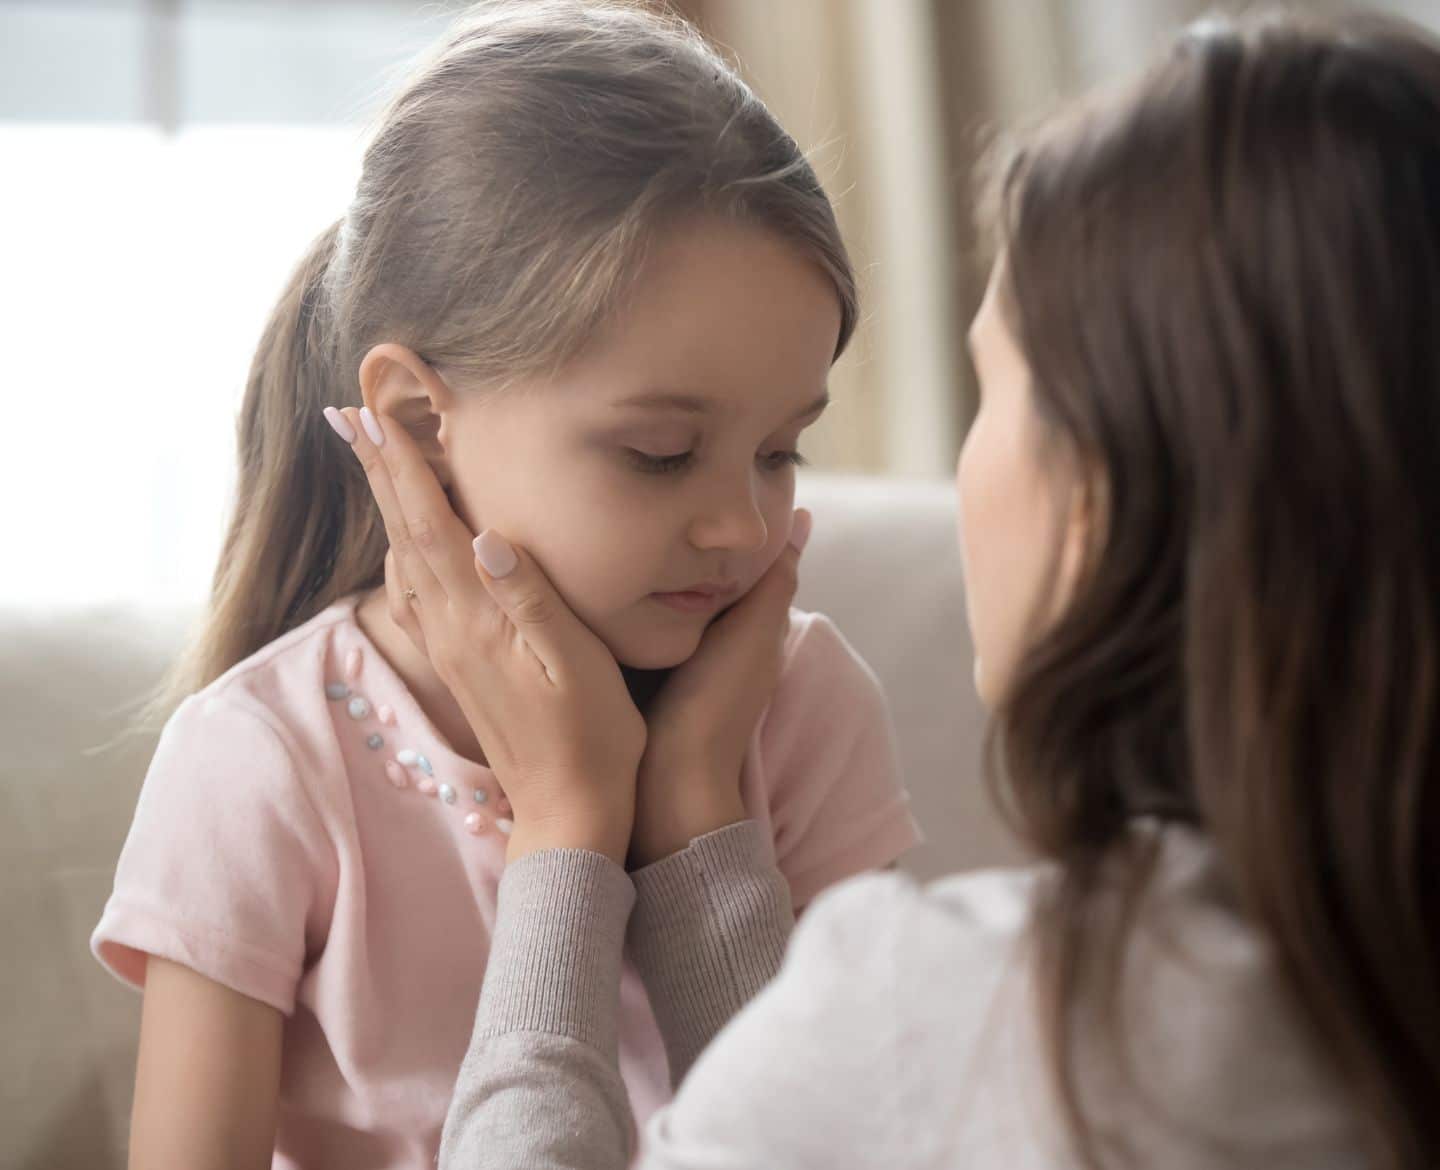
[687,481,770,553]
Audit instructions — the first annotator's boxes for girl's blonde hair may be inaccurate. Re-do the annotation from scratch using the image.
[157,0,856,719]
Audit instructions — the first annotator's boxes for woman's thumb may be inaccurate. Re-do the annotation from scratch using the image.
[734,508,809,622]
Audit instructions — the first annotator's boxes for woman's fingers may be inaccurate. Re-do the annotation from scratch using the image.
[331,407,443,604]
[472,529,599,683]
[326,403,596,681]
[385,549,428,654]
[340,406,476,601]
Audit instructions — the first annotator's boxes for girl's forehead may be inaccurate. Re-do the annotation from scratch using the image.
[517,232,841,419]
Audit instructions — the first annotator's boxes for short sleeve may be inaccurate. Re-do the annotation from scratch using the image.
[758,612,922,908]
[91,693,335,1015]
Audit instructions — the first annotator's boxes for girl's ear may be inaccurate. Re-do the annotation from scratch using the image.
[358,343,458,483]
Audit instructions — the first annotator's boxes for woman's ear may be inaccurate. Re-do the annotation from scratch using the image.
[358,343,458,484]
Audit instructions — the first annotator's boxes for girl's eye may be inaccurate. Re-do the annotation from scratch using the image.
[626,449,694,475]
[624,448,809,476]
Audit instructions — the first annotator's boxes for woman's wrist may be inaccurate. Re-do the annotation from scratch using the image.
[505,798,635,868]
[629,761,746,869]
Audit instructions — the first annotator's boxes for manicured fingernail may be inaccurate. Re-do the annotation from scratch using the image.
[474,529,517,579]
[322,406,356,444]
[788,509,812,554]
[359,406,385,447]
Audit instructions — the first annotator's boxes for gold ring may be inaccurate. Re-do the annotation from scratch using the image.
[403,587,418,602]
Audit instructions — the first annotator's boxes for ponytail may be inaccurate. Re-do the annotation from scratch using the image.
[147,220,387,721]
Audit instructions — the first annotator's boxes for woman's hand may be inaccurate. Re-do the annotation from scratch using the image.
[330,406,646,866]
[628,510,811,868]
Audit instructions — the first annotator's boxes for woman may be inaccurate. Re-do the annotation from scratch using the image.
[342,9,1439,1169]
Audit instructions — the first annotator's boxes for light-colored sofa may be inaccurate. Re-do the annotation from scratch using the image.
[0,474,1023,1170]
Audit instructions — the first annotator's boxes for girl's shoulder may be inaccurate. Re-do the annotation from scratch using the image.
[165,594,373,773]
[95,599,366,1014]
[778,605,862,666]
[200,593,362,699]
[185,593,368,731]
[754,608,920,902]
[771,607,884,715]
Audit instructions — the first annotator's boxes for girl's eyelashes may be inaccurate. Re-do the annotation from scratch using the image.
[627,449,694,474]
[623,448,809,475]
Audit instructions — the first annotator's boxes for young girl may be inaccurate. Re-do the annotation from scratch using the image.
[90,2,919,1164]
[389,8,1436,1170]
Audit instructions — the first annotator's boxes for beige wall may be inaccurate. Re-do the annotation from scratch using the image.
[686,0,962,477]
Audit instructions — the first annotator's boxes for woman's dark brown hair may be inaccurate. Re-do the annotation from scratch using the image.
[987,9,1440,1168]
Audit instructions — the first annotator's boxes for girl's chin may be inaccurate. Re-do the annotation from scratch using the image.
[606,626,704,671]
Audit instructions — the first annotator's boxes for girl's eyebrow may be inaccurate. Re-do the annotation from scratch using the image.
[614,390,831,422]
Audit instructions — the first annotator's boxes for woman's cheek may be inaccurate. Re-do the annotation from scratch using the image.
[956,430,1000,698]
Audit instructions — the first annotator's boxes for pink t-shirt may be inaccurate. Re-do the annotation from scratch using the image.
[92,594,921,1168]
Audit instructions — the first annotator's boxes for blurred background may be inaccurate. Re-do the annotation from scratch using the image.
[6,2,1440,1165]
[3,0,1440,610]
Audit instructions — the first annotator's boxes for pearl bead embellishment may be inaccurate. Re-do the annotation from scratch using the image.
[327,672,495,844]
[496,818,514,836]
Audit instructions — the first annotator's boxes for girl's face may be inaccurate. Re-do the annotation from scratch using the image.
[958,259,1089,707]
[441,218,841,669]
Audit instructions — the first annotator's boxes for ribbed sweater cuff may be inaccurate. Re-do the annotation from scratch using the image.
[627,820,794,1084]
[476,847,636,1063]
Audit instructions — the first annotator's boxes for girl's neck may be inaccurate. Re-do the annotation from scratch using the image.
[353,586,490,766]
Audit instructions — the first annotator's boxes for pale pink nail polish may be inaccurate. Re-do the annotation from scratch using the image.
[359,406,385,447]
[474,530,517,579]
[322,407,356,444]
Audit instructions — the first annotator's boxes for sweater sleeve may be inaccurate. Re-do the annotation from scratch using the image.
[439,821,796,1170]
[627,820,795,1086]
[439,847,639,1170]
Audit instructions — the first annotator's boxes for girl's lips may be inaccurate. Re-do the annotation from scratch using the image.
[649,589,731,614]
